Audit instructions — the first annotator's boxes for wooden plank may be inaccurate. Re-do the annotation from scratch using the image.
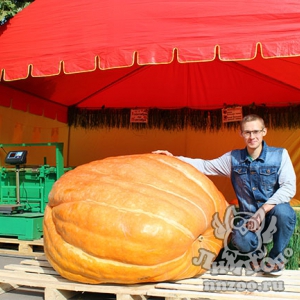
[155,282,299,297]
[0,237,43,246]
[20,258,53,268]
[148,288,300,300]
[152,270,300,299]
[0,248,44,256]
[0,270,63,283]
[4,263,59,275]
[172,272,300,285]
[168,272,300,293]
[149,288,265,300]
[0,257,300,300]
[0,270,156,294]
[159,280,300,293]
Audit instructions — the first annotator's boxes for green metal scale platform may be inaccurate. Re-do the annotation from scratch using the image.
[0,143,71,240]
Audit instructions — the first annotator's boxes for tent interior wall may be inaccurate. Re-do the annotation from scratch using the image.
[1,105,299,203]
[1,0,300,204]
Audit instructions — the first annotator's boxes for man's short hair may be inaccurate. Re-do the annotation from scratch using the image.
[240,114,265,130]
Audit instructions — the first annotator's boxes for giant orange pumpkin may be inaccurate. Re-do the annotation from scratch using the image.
[43,153,228,284]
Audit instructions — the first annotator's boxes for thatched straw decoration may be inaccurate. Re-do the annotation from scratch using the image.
[68,104,300,131]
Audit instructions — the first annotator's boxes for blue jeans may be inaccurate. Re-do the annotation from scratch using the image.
[231,203,296,261]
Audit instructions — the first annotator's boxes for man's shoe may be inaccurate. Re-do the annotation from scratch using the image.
[248,246,267,273]
[263,262,285,276]
[249,259,263,272]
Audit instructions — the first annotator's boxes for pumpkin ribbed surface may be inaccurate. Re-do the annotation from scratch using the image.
[44,153,227,284]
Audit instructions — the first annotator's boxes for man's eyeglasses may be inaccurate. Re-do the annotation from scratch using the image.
[241,129,264,138]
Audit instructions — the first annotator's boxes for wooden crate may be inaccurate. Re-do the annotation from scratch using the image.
[0,256,299,300]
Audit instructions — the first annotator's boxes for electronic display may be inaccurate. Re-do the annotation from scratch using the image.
[5,150,28,165]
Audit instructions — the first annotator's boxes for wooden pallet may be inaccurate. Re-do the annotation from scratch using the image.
[0,237,44,257]
[0,256,299,300]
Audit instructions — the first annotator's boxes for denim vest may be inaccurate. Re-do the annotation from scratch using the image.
[231,141,283,214]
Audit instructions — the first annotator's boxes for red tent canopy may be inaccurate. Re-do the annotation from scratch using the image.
[1,0,300,127]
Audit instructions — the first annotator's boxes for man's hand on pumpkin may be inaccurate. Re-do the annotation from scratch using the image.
[152,150,174,156]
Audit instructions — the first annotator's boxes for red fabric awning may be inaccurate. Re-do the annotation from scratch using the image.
[1,0,300,123]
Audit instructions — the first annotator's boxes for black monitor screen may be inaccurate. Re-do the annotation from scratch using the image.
[5,150,27,165]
